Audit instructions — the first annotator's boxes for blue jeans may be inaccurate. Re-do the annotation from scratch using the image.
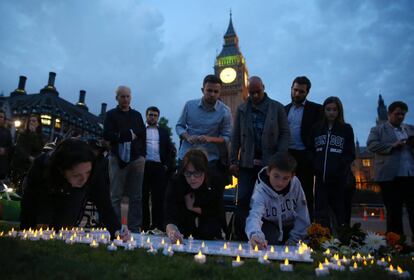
[109,155,145,232]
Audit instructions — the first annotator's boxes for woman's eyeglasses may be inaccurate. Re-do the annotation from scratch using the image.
[183,171,204,178]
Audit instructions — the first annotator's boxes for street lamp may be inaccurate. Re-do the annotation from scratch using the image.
[14,119,21,128]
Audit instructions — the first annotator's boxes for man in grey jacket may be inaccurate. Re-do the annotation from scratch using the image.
[230,76,290,240]
[367,101,414,236]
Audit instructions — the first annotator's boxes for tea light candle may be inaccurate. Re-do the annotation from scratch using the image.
[397,266,411,279]
[283,246,290,256]
[323,258,332,269]
[8,228,17,238]
[128,236,137,247]
[349,262,360,272]
[232,255,244,267]
[237,243,244,253]
[99,234,108,244]
[280,259,293,272]
[201,241,208,253]
[107,242,117,251]
[163,245,174,257]
[377,257,388,267]
[386,264,397,275]
[330,253,340,263]
[29,232,40,241]
[323,248,331,256]
[82,233,92,244]
[341,256,350,266]
[112,235,122,246]
[315,263,329,277]
[90,240,99,248]
[331,260,345,271]
[194,251,206,264]
[174,239,184,251]
[221,242,229,252]
[258,254,270,265]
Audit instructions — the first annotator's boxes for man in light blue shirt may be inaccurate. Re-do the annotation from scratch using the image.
[175,75,232,221]
[176,74,232,163]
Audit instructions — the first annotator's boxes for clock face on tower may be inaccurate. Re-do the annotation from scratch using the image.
[220,67,237,84]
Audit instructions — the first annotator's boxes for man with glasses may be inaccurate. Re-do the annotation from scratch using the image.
[230,76,290,240]
[142,106,175,231]
[176,74,232,195]
[285,76,323,221]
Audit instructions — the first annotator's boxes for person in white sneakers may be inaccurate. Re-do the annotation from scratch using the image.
[245,153,310,249]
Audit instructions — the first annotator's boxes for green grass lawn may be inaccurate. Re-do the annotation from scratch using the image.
[1,223,413,279]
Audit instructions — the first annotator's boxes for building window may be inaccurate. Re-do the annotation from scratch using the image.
[41,114,52,126]
[362,159,371,167]
[55,118,61,129]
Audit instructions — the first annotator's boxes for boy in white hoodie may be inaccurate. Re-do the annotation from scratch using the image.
[245,153,310,249]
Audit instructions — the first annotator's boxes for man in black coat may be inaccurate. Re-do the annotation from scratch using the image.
[142,106,175,230]
[285,76,322,220]
[103,86,146,233]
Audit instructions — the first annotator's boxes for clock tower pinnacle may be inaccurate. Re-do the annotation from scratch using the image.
[214,13,249,118]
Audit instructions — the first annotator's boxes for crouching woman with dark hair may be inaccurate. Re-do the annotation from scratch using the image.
[20,139,129,239]
[164,149,225,243]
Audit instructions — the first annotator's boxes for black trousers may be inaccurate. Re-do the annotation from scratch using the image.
[234,166,262,241]
[142,161,168,230]
[289,149,314,221]
[379,177,414,236]
[314,177,346,230]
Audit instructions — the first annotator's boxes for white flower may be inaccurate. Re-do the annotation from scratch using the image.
[321,238,341,250]
[363,231,386,252]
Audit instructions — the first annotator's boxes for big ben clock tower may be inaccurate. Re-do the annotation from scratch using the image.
[214,13,249,118]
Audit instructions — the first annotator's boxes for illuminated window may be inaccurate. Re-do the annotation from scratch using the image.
[362,159,371,167]
[41,114,52,126]
[55,118,61,129]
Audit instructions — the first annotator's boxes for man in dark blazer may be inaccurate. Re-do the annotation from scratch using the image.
[142,106,175,231]
[367,101,414,236]
[285,76,322,221]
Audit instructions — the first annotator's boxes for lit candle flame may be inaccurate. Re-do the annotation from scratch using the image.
[223,243,228,250]
[325,248,330,255]
[263,254,268,261]
[353,262,357,269]
[236,255,241,262]
[270,246,275,253]
[201,241,205,248]
[254,245,258,252]
[318,263,323,270]
[397,266,403,274]
[380,257,385,262]
[325,258,329,265]
[161,238,165,245]
[176,239,180,246]
[337,261,341,267]
[197,251,202,257]
[389,264,394,271]
[284,259,289,265]
[238,244,242,251]
[284,246,289,253]
[363,260,367,266]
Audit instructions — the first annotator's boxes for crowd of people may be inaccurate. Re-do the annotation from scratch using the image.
[0,73,413,246]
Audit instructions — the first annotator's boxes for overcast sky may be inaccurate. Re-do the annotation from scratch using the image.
[1,0,413,145]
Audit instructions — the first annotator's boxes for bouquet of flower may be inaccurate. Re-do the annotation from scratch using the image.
[306,223,331,250]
